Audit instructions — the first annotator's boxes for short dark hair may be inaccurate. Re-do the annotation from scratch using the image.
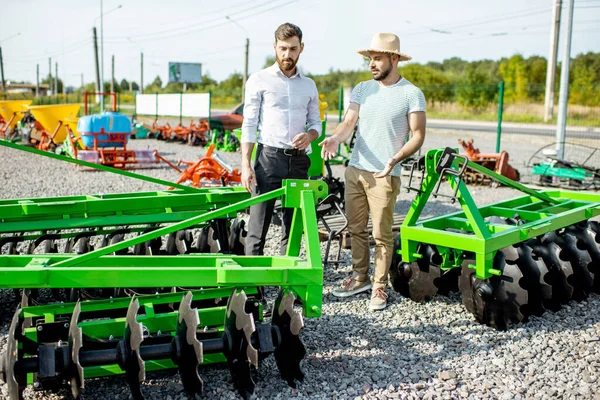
[274,23,303,43]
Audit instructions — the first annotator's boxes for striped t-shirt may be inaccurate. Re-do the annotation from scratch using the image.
[348,78,426,176]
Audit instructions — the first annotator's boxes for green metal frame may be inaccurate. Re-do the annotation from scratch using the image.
[0,179,327,317]
[0,138,328,390]
[401,148,600,280]
[20,287,260,381]
[0,188,248,234]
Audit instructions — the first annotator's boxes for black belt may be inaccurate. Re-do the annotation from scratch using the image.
[258,143,306,156]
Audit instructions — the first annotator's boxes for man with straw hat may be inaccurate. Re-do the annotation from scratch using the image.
[320,33,427,311]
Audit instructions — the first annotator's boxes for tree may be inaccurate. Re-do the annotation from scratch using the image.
[120,78,130,91]
[214,72,243,103]
[569,52,600,106]
[441,57,469,78]
[525,56,547,101]
[498,54,529,103]
[400,64,453,105]
[41,77,64,94]
[144,75,163,93]
[456,64,497,111]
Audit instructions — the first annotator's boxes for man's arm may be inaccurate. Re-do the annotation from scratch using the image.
[240,76,261,192]
[373,111,426,178]
[292,84,321,150]
[319,102,359,160]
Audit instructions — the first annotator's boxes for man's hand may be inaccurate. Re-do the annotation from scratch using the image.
[319,136,339,161]
[292,132,311,151]
[241,164,256,193]
[373,159,395,178]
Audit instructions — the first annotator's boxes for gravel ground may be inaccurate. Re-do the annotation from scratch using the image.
[1,128,599,400]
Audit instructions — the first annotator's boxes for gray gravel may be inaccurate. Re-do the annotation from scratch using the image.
[1,128,599,400]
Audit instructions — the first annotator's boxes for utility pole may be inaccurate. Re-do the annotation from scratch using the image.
[242,38,249,102]
[100,0,105,111]
[111,54,115,93]
[36,64,39,96]
[81,73,84,89]
[93,28,101,99]
[225,16,249,102]
[140,52,144,94]
[0,47,5,95]
[544,0,562,122]
[556,0,574,160]
[48,57,52,95]
[54,62,58,95]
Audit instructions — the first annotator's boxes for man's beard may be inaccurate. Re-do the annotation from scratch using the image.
[371,63,393,81]
[276,54,298,71]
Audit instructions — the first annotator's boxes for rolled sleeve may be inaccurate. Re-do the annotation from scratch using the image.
[306,84,322,134]
[241,75,261,143]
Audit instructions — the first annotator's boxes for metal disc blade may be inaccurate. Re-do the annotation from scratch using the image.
[224,289,257,398]
[272,290,306,388]
[69,302,84,399]
[515,243,554,315]
[175,292,204,396]
[459,249,528,330]
[530,238,575,304]
[1,307,24,400]
[391,244,441,302]
[124,298,145,400]
[553,231,595,299]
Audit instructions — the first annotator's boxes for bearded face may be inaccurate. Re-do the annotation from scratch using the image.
[274,36,304,73]
[369,53,394,81]
[276,53,298,71]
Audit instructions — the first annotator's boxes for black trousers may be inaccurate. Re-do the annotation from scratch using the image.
[245,144,311,256]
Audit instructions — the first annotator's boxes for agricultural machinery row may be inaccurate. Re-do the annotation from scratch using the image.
[1,93,599,398]
[0,94,248,188]
[0,93,161,169]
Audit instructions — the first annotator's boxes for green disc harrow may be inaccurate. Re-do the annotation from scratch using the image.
[0,141,327,399]
[391,148,600,330]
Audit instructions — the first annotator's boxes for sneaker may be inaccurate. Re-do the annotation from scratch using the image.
[331,277,372,298]
[369,287,388,310]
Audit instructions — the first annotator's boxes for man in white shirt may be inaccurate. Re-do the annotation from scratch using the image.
[241,22,322,256]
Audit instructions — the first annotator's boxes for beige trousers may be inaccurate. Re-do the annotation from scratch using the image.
[345,165,401,289]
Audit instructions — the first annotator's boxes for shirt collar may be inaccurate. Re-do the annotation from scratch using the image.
[269,62,303,79]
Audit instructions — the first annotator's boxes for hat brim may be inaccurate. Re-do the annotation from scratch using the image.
[357,48,412,61]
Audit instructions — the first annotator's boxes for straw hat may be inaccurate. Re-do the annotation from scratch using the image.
[357,33,412,61]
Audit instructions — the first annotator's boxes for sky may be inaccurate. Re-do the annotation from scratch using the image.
[1,0,599,88]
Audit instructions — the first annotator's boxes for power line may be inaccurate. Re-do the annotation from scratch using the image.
[10,38,92,62]
[105,0,297,43]
[119,0,267,38]
[397,6,549,37]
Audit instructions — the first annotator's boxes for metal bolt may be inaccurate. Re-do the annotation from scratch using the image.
[64,323,70,329]
[37,325,43,331]
[401,263,413,278]
[157,330,162,336]
[33,382,40,388]
[475,282,492,299]
[109,335,114,341]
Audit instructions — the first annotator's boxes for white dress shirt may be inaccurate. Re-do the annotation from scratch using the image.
[241,63,322,151]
